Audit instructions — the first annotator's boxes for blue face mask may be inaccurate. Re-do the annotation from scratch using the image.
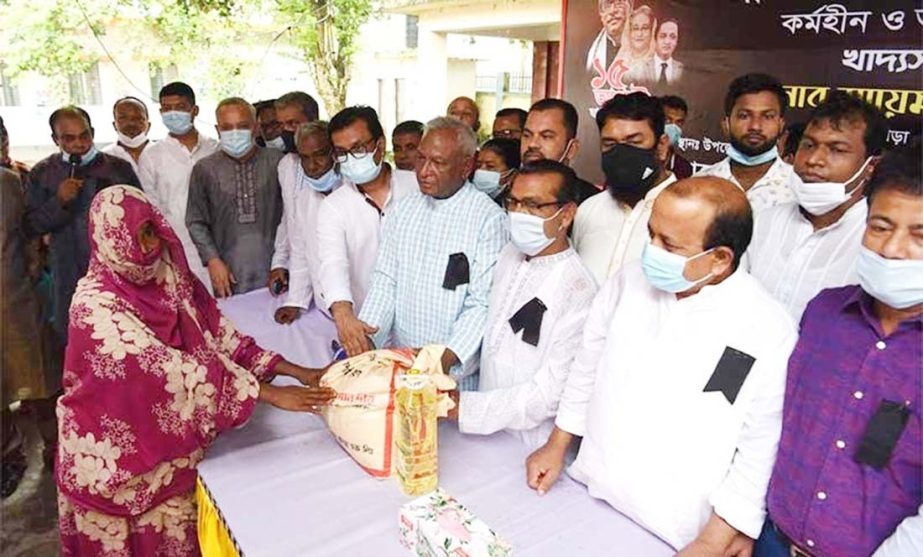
[219,129,254,159]
[664,123,682,146]
[727,143,778,166]
[61,145,99,167]
[161,111,193,135]
[641,242,715,293]
[857,245,923,309]
[304,167,339,193]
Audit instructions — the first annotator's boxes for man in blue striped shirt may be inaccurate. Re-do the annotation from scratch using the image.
[355,117,509,390]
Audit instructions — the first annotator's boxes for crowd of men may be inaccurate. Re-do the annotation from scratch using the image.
[1,70,920,557]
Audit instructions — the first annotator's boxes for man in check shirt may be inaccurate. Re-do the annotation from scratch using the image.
[757,141,923,557]
[356,117,509,390]
[746,90,887,321]
[527,176,797,555]
[319,106,416,353]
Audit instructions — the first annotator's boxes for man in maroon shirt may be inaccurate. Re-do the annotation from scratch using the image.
[756,140,923,557]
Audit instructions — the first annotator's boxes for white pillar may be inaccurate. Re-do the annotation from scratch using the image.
[414,27,448,121]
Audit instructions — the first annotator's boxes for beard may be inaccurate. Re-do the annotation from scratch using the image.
[729,134,777,157]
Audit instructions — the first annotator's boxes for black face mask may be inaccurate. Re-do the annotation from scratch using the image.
[601,143,659,200]
[281,131,297,153]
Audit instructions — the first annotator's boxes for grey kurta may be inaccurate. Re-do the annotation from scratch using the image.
[1,168,48,404]
[24,152,141,340]
[186,147,284,295]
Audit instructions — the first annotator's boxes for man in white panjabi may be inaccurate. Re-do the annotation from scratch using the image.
[137,82,218,290]
[450,160,597,449]
[746,90,887,322]
[526,177,797,556]
[268,121,342,325]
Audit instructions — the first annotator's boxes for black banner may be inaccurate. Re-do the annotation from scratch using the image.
[561,0,923,183]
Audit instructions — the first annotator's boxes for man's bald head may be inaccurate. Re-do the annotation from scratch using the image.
[447,96,480,132]
[658,176,753,270]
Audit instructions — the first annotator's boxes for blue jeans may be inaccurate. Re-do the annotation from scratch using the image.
[753,519,792,557]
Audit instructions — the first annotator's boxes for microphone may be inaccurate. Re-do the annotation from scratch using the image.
[68,153,80,178]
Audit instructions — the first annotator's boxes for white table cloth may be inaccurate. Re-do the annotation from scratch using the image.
[203,288,675,557]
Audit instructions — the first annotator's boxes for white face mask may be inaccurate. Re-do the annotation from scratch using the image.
[339,151,382,185]
[264,136,285,151]
[509,207,563,256]
[792,157,872,216]
[117,130,148,149]
[472,169,512,198]
[856,245,923,309]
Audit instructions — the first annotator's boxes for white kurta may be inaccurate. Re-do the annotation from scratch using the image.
[745,200,866,322]
[556,263,797,549]
[137,133,219,291]
[102,142,150,177]
[573,174,676,285]
[458,245,597,449]
[315,168,417,313]
[271,154,341,313]
[695,157,795,214]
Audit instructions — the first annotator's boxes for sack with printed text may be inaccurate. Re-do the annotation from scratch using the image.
[319,345,456,478]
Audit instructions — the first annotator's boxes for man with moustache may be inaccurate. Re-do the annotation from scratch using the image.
[102,96,153,176]
[521,98,600,204]
[696,73,795,214]
[746,91,888,321]
[586,0,634,73]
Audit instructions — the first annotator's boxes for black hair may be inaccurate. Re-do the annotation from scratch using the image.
[112,96,149,118]
[392,120,424,138]
[724,73,787,116]
[659,95,688,115]
[275,91,320,122]
[703,204,753,272]
[655,17,680,36]
[529,98,579,140]
[595,92,665,139]
[48,106,93,135]
[516,159,578,204]
[495,108,528,129]
[808,89,889,156]
[782,121,806,159]
[480,138,521,170]
[866,138,922,205]
[254,100,277,116]
[158,81,196,105]
[329,105,384,141]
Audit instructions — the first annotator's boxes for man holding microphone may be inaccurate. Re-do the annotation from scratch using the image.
[25,106,140,343]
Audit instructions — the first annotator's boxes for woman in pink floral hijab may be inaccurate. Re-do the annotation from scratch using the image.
[56,185,334,556]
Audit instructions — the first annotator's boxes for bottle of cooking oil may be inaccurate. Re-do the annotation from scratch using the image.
[395,371,438,496]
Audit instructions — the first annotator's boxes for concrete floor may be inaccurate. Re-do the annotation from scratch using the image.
[1,414,60,556]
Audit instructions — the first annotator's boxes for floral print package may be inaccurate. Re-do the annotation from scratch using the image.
[399,488,512,557]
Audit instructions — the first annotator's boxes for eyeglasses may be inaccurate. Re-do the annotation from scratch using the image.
[493,129,520,139]
[332,138,377,163]
[503,197,565,216]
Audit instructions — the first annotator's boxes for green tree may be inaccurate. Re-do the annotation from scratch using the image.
[1,0,376,113]
[0,0,114,101]
[274,0,375,114]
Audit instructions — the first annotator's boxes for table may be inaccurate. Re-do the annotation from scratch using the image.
[203,289,675,557]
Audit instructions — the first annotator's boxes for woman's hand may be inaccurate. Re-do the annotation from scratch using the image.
[259,383,336,414]
[272,360,329,387]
